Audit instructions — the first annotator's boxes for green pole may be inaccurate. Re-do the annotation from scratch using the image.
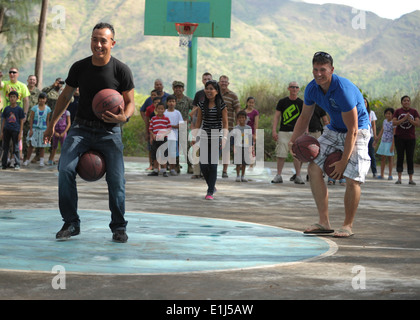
[186,36,197,98]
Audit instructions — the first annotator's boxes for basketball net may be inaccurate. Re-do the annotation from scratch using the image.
[175,23,198,48]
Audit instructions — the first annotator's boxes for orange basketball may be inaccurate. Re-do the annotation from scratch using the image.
[323,151,343,179]
[92,89,124,120]
[76,150,106,182]
[292,135,320,162]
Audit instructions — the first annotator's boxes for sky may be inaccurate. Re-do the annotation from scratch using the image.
[300,0,420,20]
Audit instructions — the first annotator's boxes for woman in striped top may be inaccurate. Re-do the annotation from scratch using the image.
[194,80,228,199]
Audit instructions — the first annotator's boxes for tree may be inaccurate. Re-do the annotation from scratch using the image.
[0,0,41,72]
[35,0,48,88]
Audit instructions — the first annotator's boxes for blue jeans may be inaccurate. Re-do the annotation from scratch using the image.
[58,123,127,232]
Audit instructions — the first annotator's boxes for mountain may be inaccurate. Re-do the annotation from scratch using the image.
[19,0,420,98]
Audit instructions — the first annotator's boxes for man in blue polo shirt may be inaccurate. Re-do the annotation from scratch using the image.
[289,52,371,238]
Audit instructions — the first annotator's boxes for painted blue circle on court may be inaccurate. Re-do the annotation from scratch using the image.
[0,209,336,274]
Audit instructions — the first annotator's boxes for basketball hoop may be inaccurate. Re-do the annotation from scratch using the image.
[175,22,198,48]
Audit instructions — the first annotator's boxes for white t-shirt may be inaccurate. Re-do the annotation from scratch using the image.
[164,109,184,140]
[369,110,377,136]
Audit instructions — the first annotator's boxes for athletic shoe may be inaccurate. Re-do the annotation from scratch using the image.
[395,180,401,184]
[23,160,29,166]
[409,180,416,185]
[290,174,296,181]
[271,174,283,183]
[236,176,241,182]
[388,176,393,180]
[147,171,159,176]
[162,172,169,177]
[14,165,20,170]
[112,230,128,243]
[205,194,214,200]
[222,172,228,178]
[294,175,305,184]
[241,177,248,182]
[169,170,178,176]
[56,223,80,240]
[39,159,45,167]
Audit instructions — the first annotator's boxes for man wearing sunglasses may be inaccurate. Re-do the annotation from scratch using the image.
[289,52,371,238]
[0,68,30,115]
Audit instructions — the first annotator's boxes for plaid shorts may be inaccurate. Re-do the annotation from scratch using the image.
[313,128,371,183]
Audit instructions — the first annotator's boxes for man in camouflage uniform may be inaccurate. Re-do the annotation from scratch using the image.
[219,75,240,178]
[172,80,193,173]
[23,75,41,163]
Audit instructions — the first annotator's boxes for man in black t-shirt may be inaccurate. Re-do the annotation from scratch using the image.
[271,82,304,184]
[44,22,135,243]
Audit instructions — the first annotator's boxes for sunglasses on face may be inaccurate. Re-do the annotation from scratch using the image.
[9,71,18,74]
[289,86,299,89]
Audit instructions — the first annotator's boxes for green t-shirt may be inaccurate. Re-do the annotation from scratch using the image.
[1,80,30,111]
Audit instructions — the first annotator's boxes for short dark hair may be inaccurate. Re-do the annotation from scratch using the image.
[166,94,176,102]
[237,110,247,118]
[93,22,115,38]
[384,107,395,115]
[312,51,333,66]
[401,95,410,103]
[8,91,19,98]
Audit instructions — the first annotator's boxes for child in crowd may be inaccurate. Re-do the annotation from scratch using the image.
[244,96,260,169]
[374,107,395,180]
[148,103,171,177]
[24,92,51,166]
[1,91,25,170]
[48,109,71,165]
[164,95,184,175]
[145,93,161,170]
[233,110,253,182]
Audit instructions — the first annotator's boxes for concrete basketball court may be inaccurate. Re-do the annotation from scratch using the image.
[0,157,419,300]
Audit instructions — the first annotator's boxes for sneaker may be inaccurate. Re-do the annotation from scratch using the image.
[112,230,128,243]
[236,176,241,182]
[290,174,296,181]
[388,176,393,180]
[376,175,383,179]
[23,160,29,166]
[14,165,20,170]
[1,166,7,170]
[205,194,214,200]
[147,171,159,176]
[271,174,283,183]
[294,175,305,184]
[31,155,40,163]
[162,171,169,177]
[39,159,45,167]
[169,169,178,176]
[241,176,248,182]
[395,180,402,184]
[409,180,416,185]
[56,223,80,240]
[222,172,228,178]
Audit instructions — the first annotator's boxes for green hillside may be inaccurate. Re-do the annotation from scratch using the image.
[17,0,420,98]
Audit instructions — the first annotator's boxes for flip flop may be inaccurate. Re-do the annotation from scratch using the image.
[333,228,354,238]
[303,223,334,234]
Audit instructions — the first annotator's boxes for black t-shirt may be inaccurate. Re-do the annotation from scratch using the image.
[65,56,134,122]
[275,97,303,132]
[309,104,327,132]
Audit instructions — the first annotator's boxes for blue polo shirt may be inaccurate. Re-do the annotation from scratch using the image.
[304,74,369,133]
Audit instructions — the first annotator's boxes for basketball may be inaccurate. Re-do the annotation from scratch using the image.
[92,89,124,120]
[323,151,343,179]
[292,135,320,162]
[76,150,106,182]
